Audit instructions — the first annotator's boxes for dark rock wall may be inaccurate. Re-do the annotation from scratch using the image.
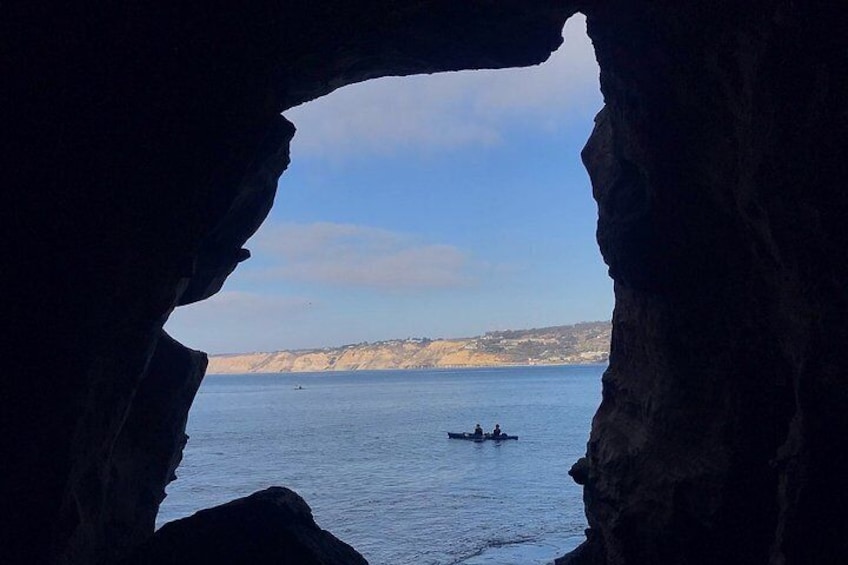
[3,2,573,564]
[562,2,848,564]
[96,332,206,565]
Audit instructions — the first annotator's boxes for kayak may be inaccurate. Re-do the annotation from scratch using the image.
[447,432,518,441]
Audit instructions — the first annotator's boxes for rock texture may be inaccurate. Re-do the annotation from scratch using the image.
[207,322,610,373]
[559,2,848,564]
[3,2,574,564]
[98,333,206,564]
[129,487,368,565]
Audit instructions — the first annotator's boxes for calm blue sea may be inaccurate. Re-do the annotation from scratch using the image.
[157,364,604,565]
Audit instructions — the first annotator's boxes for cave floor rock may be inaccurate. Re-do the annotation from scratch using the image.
[129,487,368,565]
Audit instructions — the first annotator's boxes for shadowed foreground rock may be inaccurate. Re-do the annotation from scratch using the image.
[559,2,848,564]
[130,487,367,565]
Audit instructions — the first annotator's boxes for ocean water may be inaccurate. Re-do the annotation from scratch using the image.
[157,365,604,565]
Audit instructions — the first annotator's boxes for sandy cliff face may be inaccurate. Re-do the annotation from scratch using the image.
[207,323,611,373]
[208,340,504,373]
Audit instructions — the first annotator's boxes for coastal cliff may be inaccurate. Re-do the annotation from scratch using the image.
[208,322,610,373]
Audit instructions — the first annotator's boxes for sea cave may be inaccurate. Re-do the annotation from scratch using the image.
[4,2,848,564]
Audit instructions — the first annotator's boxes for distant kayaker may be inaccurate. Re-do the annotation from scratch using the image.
[473,423,483,437]
[492,424,502,437]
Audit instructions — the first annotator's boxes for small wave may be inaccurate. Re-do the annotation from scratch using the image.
[447,534,538,565]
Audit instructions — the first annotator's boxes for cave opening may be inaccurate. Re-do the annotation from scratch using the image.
[161,14,609,565]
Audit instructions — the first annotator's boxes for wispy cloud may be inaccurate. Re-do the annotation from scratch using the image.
[248,222,474,289]
[165,291,318,353]
[284,14,599,157]
[171,291,315,326]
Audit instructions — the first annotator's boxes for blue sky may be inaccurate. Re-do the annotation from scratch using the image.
[165,15,613,354]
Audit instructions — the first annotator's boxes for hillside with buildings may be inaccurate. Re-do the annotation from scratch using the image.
[207,321,610,374]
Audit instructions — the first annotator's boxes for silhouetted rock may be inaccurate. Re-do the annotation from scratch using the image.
[99,333,207,563]
[555,529,606,565]
[568,457,590,486]
[558,2,848,564]
[130,487,368,565]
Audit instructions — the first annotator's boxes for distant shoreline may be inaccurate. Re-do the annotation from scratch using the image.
[205,322,611,375]
[204,361,610,377]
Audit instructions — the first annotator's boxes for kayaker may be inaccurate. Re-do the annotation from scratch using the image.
[473,423,483,437]
[492,424,502,437]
